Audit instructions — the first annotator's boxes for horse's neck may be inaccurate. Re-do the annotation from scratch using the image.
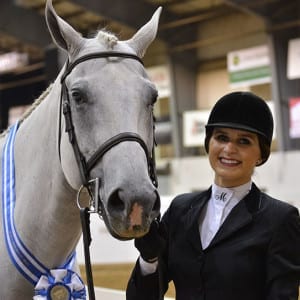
[12,81,82,268]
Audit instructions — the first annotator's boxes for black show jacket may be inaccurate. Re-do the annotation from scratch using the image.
[127,184,300,300]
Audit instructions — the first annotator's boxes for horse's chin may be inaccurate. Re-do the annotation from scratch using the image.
[110,228,148,241]
[105,219,151,241]
[99,209,155,240]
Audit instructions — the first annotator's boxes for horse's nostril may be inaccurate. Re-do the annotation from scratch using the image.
[108,190,125,213]
[107,189,160,219]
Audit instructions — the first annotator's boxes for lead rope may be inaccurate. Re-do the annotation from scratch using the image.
[80,207,96,300]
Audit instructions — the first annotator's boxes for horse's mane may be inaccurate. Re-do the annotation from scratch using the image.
[0,84,53,137]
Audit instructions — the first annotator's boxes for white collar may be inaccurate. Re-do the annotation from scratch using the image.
[212,181,252,205]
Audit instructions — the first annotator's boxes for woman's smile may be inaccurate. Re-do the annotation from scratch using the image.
[219,157,241,166]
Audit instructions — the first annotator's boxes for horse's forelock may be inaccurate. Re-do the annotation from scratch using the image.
[96,30,119,49]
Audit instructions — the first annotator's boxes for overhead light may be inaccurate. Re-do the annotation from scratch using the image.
[0,52,28,73]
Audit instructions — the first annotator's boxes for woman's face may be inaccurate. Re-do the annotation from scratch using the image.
[208,127,261,187]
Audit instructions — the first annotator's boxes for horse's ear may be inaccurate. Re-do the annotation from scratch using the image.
[127,7,162,58]
[45,0,83,55]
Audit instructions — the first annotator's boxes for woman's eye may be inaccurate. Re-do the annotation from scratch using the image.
[215,134,228,142]
[239,138,251,145]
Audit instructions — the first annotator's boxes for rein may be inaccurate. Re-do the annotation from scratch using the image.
[59,51,158,299]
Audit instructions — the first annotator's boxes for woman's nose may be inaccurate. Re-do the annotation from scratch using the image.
[223,141,237,153]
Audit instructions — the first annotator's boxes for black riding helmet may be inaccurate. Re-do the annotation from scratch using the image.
[205,91,274,166]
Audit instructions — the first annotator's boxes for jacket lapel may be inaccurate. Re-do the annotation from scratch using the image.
[208,183,261,248]
[184,189,211,252]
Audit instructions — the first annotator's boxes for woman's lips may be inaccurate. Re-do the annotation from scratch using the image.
[219,157,241,166]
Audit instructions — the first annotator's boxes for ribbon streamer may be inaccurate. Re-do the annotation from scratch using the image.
[2,122,86,299]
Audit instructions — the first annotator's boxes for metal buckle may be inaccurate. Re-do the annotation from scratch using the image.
[76,178,102,217]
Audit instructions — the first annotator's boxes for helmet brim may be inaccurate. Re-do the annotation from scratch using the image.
[205,122,270,143]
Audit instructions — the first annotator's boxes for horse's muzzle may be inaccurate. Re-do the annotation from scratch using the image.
[104,188,160,239]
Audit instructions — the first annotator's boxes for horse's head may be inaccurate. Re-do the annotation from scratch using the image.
[45,0,161,239]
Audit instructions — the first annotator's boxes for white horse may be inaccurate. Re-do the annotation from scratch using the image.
[0,0,161,298]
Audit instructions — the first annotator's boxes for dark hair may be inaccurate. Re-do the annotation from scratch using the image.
[258,136,271,166]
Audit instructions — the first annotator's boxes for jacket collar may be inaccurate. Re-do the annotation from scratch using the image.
[185,183,262,251]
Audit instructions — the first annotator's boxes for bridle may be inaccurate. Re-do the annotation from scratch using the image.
[58,51,158,300]
[59,51,158,189]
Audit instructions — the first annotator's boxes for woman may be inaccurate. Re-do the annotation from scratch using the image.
[126,91,300,300]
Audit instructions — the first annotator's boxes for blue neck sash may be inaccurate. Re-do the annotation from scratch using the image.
[2,122,86,299]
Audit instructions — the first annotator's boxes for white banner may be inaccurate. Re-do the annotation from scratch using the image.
[147,65,171,98]
[227,45,271,88]
[287,38,300,80]
[183,110,210,147]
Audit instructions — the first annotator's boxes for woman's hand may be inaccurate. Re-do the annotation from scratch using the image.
[134,220,166,263]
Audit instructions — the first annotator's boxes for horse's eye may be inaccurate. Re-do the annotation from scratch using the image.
[152,95,158,105]
[71,90,85,104]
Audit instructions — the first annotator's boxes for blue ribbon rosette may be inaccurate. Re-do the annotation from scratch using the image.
[33,269,86,300]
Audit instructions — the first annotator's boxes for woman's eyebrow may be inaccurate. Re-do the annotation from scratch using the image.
[238,133,256,139]
[213,129,227,134]
[213,129,256,139]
